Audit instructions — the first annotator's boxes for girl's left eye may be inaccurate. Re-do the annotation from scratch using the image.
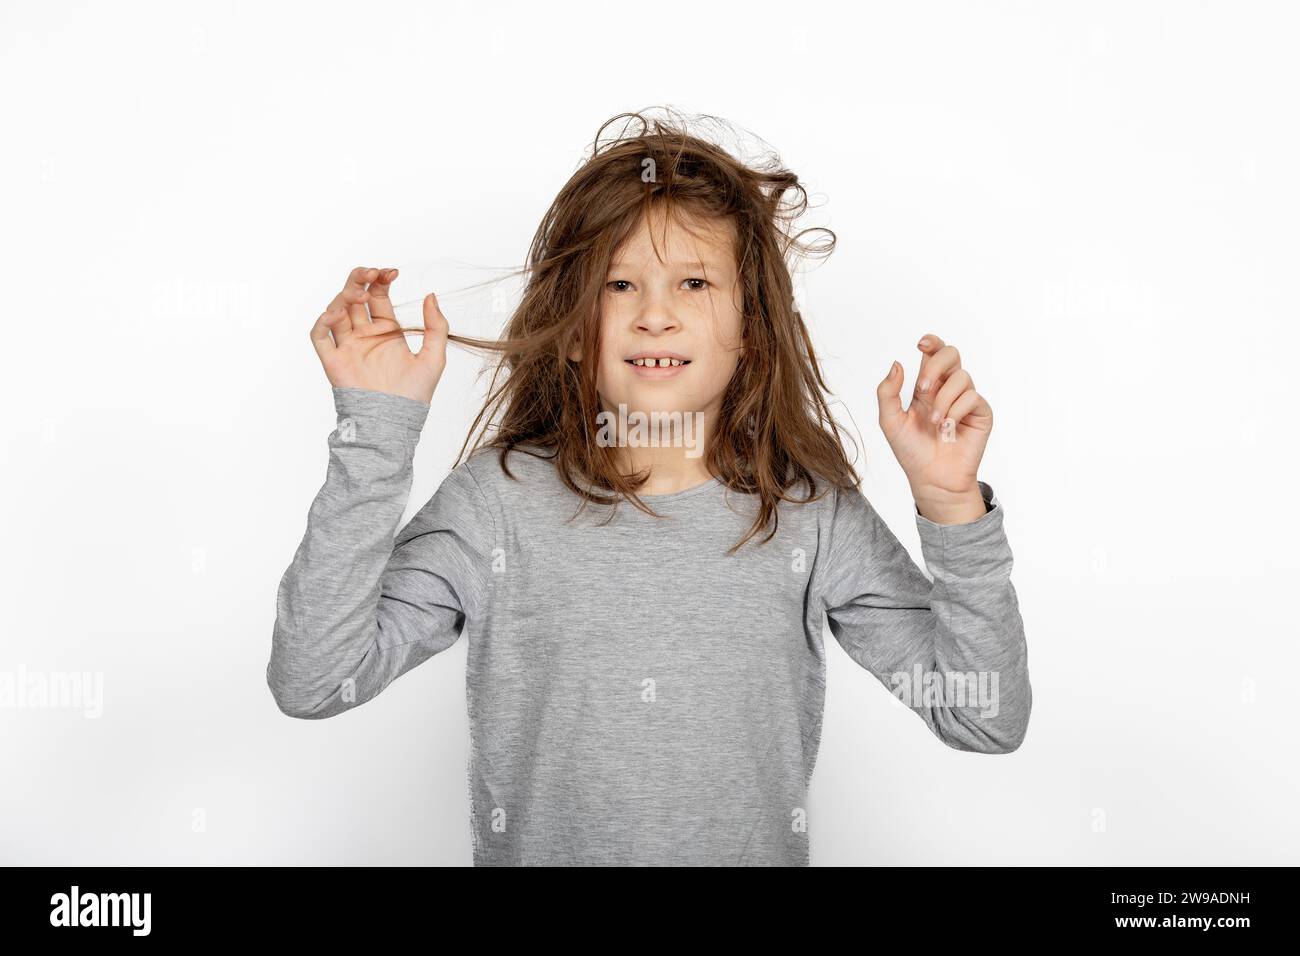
[683,278,710,291]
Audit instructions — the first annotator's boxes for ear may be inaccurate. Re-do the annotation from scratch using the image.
[567,342,583,362]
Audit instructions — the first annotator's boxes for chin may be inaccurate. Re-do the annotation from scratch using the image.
[610,393,687,416]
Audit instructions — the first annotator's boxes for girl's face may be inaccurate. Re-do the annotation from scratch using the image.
[591,208,745,424]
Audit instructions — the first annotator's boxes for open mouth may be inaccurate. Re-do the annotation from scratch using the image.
[624,354,692,378]
[626,351,691,366]
[625,357,691,368]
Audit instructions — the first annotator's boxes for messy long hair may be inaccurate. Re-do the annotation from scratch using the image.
[422,108,860,553]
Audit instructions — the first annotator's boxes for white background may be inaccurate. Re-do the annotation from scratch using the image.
[2,0,1295,865]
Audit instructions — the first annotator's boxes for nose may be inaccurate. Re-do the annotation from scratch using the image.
[635,285,681,335]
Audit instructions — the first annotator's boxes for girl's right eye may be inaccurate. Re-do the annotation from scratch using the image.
[606,280,632,293]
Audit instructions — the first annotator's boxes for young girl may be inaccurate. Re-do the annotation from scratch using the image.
[267,111,1031,866]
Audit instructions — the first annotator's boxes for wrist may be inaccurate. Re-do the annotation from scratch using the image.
[912,484,987,526]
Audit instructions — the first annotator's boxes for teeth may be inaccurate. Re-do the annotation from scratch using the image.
[631,358,685,367]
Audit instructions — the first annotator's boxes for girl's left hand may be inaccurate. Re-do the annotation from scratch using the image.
[876,334,992,522]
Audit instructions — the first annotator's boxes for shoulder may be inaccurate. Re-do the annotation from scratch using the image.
[459,442,558,493]
[787,472,891,560]
[451,442,575,528]
[781,469,863,518]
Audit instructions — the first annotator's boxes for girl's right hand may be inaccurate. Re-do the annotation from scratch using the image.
[310,266,449,405]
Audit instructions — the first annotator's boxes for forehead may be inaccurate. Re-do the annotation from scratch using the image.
[609,208,736,272]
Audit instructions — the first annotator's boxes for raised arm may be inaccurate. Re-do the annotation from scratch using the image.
[817,331,1032,751]
[266,267,488,719]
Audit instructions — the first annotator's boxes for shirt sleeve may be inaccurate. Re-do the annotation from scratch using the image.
[266,386,493,719]
[815,480,1032,754]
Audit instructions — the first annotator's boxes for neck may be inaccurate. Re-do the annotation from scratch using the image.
[615,444,714,495]
[596,400,720,495]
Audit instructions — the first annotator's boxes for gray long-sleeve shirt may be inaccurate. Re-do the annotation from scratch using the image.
[267,386,1032,866]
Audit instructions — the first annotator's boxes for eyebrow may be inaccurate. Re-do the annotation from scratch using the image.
[608,260,731,272]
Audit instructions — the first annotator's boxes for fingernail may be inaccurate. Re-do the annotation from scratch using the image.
[919,378,930,392]
[931,410,941,424]
[918,337,929,348]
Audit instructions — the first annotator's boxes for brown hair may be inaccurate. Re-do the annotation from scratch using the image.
[414,107,860,553]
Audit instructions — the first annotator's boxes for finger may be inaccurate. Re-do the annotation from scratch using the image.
[942,388,989,431]
[915,342,962,399]
[324,267,374,344]
[920,335,951,395]
[912,334,943,403]
[325,265,374,316]
[418,292,450,370]
[928,367,974,424]
[876,359,905,435]
[311,304,350,358]
[916,333,944,360]
[348,266,381,329]
[360,267,401,339]
[310,306,341,358]
[366,268,399,321]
